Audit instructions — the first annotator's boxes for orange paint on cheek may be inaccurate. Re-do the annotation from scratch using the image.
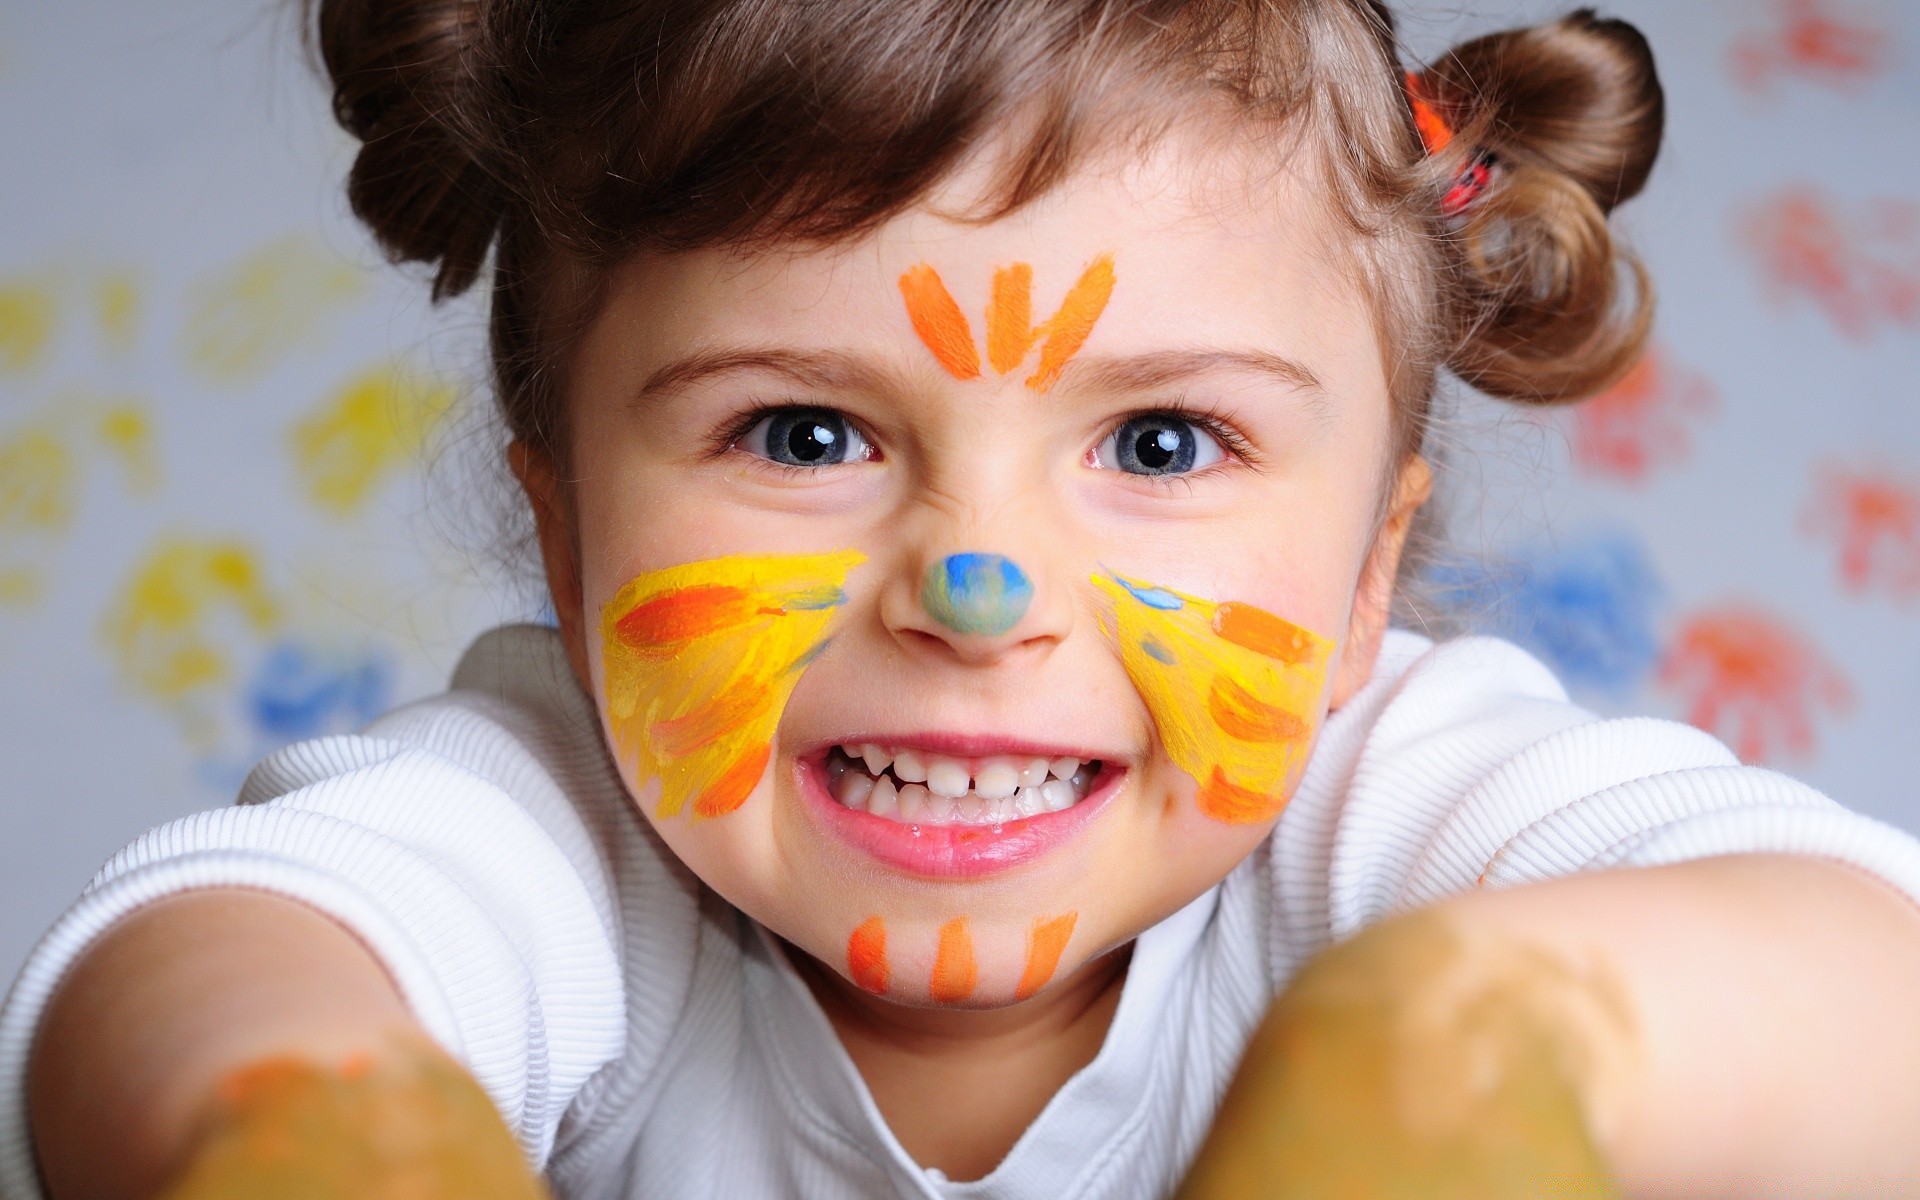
[929,917,978,1002]
[600,551,861,821]
[847,917,889,995]
[1197,765,1285,824]
[614,584,759,653]
[649,673,775,760]
[1211,601,1321,666]
[898,264,981,380]
[1093,574,1331,827]
[1014,912,1077,1000]
[1024,255,1114,392]
[1206,674,1309,745]
[693,740,769,818]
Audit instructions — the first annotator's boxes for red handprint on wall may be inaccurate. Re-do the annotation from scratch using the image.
[1804,465,1920,601]
[1742,187,1920,340]
[1569,346,1717,483]
[1659,608,1851,763]
[1730,0,1891,92]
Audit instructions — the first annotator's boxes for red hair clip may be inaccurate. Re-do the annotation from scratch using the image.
[1404,70,1494,217]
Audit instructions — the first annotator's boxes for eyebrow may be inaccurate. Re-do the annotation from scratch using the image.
[1057,348,1327,399]
[635,347,895,403]
[635,344,1331,413]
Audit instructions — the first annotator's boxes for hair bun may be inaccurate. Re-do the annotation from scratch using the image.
[1417,8,1666,404]
[313,0,502,299]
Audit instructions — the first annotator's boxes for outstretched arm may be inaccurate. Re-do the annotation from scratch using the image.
[28,888,546,1200]
[1181,854,1920,1198]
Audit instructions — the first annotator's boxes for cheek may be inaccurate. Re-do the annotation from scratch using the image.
[595,550,864,822]
[1093,572,1334,825]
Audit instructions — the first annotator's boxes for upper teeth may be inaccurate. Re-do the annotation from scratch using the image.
[828,744,1097,826]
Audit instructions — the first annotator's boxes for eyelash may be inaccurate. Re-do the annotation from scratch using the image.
[1101,397,1262,485]
[705,398,863,479]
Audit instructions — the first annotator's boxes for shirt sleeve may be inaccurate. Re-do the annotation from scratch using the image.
[1273,631,1920,956]
[0,633,655,1200]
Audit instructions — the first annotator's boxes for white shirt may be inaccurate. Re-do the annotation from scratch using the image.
[5,625,1919,1200]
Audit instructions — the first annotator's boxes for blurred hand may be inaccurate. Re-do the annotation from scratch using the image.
[1176,910,1628,1199]
[157,1030,552,1200]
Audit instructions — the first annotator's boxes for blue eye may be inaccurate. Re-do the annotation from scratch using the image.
[1095,415,1225,476]
[741,408,872,467]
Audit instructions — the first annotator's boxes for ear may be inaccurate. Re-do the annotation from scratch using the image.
[1327,454,1432,710]
[508,440,594,692]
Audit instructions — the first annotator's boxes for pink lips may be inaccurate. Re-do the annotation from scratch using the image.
[796,746,1122,879]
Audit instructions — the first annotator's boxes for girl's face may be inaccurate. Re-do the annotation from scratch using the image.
[528,137,1427,1008]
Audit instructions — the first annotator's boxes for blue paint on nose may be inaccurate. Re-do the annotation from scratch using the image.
[922,553,1034,636]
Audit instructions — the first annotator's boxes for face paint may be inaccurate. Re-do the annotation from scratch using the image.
[164,1033,546,1200]
[1093,572,1332,824]
[600,550,864,820]
[1174,912,1627,1198]
[897,264,981,380]
[920,552,1033,636]
[847,916,889,995]
[1014,912,1078,1001]
[929,917,978,1003]
[899,255,1115,392]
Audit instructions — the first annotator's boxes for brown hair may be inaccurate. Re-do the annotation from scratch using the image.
[312,0,1662,483]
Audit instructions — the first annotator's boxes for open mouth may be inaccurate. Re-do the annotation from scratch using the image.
[824,744,1104,826]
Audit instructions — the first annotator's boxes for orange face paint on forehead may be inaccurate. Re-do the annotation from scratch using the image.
[898,255,1115,392]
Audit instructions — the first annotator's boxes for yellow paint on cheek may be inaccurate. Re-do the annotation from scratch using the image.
[1092,573,1332,824]
[600,551,864,820]
[290,362,456,515]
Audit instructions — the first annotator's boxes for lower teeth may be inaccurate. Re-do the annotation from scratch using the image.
[827,750,1097,825]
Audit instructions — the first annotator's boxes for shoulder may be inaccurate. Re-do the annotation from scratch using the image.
[1262,629,1920,967]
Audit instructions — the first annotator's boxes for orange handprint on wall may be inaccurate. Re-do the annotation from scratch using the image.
[1742,187,1920,340]
[1658,608,1851,764]
[1569,346,1717,483]
[1730,0,1890,92]
[1804,465,1920,601]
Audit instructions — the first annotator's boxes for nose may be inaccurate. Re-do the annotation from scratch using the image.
[922,553,1031,636]
[884,549,1071,666]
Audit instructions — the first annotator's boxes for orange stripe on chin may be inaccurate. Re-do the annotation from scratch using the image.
[929,917,978,1002]
[847,917,889,995]
[899,264,981,380]
[1014,913,1077,1000]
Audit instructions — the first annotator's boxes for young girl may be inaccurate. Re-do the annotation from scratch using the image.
[10,2,1920,1197]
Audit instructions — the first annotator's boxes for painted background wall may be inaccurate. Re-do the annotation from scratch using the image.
[2,0,1916,985]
